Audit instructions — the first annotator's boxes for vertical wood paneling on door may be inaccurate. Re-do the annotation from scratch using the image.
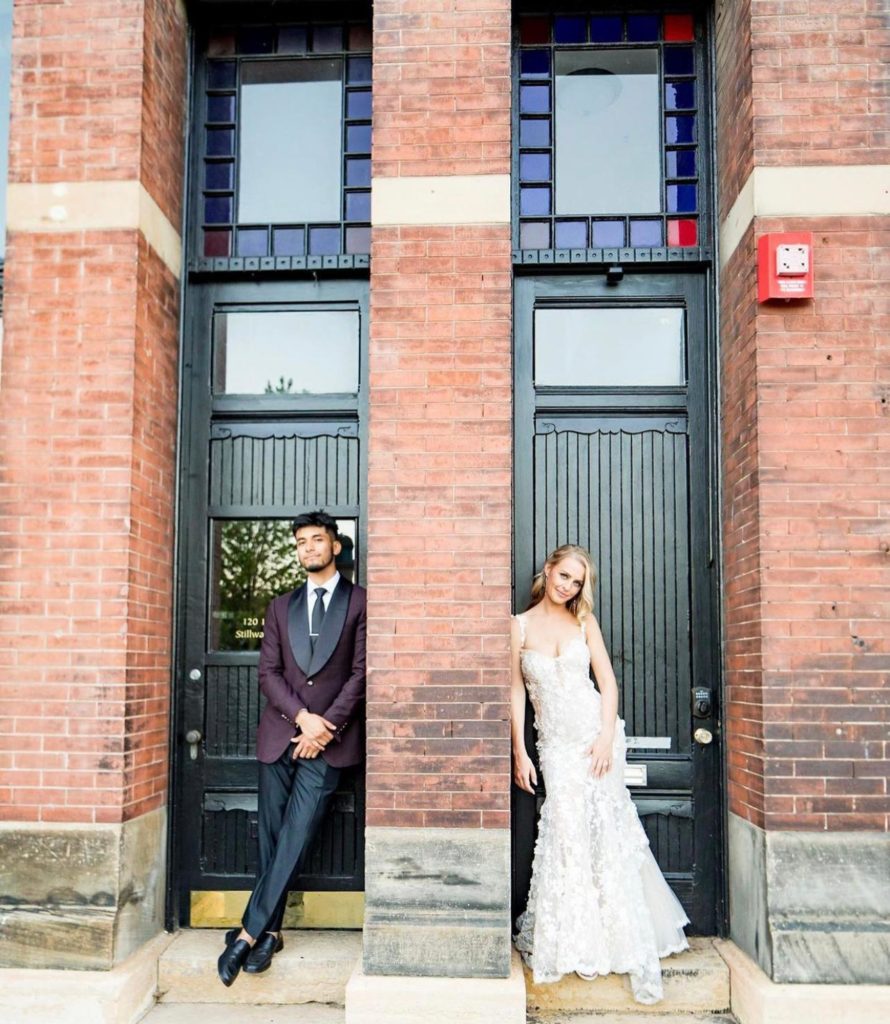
[533,426,691,749]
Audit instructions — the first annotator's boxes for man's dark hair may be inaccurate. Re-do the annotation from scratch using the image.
[291,510,340,542]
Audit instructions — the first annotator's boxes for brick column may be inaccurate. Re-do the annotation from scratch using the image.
[716,0,890,985]
[362,0,515,979]
[0,0,186,970]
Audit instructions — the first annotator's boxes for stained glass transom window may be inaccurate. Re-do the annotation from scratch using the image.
[198,21,372,268]
[515,10,702,260]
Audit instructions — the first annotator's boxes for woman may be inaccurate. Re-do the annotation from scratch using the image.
[511,544,688,1004]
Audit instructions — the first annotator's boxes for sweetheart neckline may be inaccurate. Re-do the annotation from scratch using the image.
[520,635,588,661]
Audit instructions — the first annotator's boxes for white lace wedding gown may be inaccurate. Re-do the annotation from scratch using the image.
[514,614,689,1004]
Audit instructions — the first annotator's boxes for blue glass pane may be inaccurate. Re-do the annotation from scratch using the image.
[273,227,305,256]
[520,221,550,249]
[664,47,695,75]
[309,227,341,255]
[207,61,236,89]
[554,16,586,44]
[346,191,371,221]
[630,220,663,246]
[346,123,372,153]
[555,221,587,248]
[345,226,371,254]
[348,57,372,83]
[667,184,697,213]
[346,157,371,187]
[521,187,551,216]
[590,16,622,43]
[520,118,550,147]
[666,115,696,144]
[347,89,372,119]
[520,152,551,182]
[237,28,275,54]
[207,94,235,122]
[520,85,550,114]
[313,25,343,53]
[237,229,267,257]
[627,15,659,41]
[666,81,695,110]
[666,150,697,177]
[206,128,234,156]
[204,196,232,223]
[278,26,308,54]
[520,50,550,77]
[591,220,625,247]
[205,161,233,190]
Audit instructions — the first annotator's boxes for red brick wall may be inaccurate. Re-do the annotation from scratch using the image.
[715,0,753,222]
[0,0,186,824]
[124,234,180,819]
[752,214,889,830]
[719,224,767,828]
[718,0,890,831]
[372,0,511,177]
[8,0,145,183]
[366,0,513,829]
[748,0,890,168]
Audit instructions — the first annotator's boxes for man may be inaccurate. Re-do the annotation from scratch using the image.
[218,510,366,986]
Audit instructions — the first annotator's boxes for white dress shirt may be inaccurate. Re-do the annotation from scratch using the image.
[307,572,340,633]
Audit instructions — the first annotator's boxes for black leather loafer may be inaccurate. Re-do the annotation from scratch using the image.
[244,931,284,974]
[217,937,251,987]
[223,928,239,946]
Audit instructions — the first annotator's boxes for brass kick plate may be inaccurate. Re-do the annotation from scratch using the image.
[190,890,364,929]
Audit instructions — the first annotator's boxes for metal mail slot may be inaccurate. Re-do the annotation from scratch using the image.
[626,736,672,750]
[624,764,648,787]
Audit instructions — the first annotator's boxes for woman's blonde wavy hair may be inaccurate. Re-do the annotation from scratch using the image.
[527,544,596,622]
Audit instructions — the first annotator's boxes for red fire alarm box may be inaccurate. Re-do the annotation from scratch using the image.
[758,231,814,302]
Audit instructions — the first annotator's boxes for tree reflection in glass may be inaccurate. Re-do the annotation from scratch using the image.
[210,519,356,651]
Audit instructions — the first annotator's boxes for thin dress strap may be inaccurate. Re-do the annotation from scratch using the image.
[580,617,587,641]
[514,613,527,649]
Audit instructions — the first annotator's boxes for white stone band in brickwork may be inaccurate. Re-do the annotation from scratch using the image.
[6,181,182,278]
[720,164,890,266]
[372,175,511,226]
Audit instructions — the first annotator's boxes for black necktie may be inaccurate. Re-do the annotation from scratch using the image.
[310,586,326,644]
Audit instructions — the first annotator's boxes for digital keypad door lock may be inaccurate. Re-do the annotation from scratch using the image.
[693,687,712,719]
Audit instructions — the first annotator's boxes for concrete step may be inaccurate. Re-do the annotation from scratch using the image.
[524,938,731,1016]
[529,1015,736,1024]
[141,1003,344,1019]
[141,1006,345,1023]
[157,929,362,1006]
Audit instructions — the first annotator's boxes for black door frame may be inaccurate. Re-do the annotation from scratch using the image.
[511,268,725,935]
[167,275,369,928]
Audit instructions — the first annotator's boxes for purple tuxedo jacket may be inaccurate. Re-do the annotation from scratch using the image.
[256,578,366,767]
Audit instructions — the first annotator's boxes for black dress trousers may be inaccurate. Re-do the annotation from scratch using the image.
[242,748,341,938]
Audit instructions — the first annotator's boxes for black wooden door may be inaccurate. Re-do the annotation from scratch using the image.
[171,278,368,925]
[512,272,722,934]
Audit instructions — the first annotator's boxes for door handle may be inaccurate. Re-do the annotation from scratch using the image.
[694,727,714,746]
[185,728,203,760]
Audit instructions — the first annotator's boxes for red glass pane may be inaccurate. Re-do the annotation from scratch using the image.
[519,16,550,45]
[667,219,697,247]
[348,24,373,51]
[207,32,236,56]
[204,228,231,257]
[664,14,694,42]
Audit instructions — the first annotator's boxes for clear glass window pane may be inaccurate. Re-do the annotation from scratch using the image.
[238,59,343,223]
[534,307,685,387]
[554,49,660,215]
[213,310,359,395]
[209,518,357,651]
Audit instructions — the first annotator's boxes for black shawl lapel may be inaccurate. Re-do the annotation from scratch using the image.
[287,586,312,675]
[309,577,352,675]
